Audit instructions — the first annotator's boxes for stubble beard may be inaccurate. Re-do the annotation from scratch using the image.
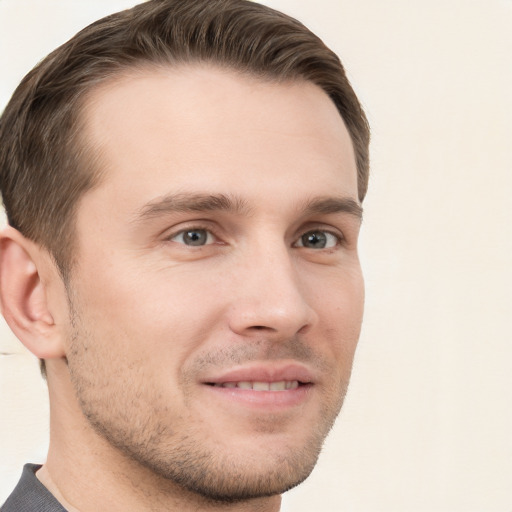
[65,301,349,504]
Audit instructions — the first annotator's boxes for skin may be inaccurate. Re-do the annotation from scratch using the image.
[0,65,364,511]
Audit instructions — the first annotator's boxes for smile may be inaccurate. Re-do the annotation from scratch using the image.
[208,381,300,391]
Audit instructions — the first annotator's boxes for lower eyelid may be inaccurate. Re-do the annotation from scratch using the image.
[295,230,343,249]
[168,228,216,245]
[165,227,346,248]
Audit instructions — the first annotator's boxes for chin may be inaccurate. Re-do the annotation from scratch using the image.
[103,420,326,504]
[149,443,321,503]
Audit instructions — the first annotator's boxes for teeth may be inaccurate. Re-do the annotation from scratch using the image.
[253,382,270,391]
[213,380,300,391]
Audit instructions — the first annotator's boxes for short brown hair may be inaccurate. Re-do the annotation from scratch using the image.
[0,0,369,279]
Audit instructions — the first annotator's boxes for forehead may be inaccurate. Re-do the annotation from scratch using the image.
[79,65,358,211]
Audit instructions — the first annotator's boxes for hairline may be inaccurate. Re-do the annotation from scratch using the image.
[63,59,361,278]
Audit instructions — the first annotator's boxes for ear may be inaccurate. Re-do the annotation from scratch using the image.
[0,226,66,360]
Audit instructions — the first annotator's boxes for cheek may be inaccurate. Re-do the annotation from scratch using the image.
[313,266,364,359]
[71,261,227,369]
[316,261,364,313]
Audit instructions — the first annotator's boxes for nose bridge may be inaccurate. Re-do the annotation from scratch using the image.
[228,234,317,337]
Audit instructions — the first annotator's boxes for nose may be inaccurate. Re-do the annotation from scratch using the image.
[227,245,318,340]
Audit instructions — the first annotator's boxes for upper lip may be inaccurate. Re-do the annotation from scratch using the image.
[202,361,315,385]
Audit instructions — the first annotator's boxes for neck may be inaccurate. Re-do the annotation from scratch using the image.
[42,364,281,512]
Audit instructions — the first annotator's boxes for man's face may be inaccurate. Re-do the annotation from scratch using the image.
[64,66,364,501]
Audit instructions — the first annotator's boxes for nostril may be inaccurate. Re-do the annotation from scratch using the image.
[297,324,311,335]
[249,325,277,331]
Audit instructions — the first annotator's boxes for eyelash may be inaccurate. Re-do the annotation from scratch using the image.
[294,230,343,250]
[168,226,218,247]
[166,225,344,250]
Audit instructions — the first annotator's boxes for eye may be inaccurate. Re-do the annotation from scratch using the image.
[295,230,340,249]
[169,228,215,246]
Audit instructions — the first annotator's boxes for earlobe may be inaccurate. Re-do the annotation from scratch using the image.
[0,226,65,359]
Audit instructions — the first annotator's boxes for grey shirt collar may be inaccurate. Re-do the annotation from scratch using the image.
[1,464,67,512]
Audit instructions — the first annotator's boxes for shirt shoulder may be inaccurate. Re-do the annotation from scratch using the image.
[1,464,67,512]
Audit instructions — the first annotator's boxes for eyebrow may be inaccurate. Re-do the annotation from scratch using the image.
[135,192,252,221]
[135,192,363,223]
[301,196,363,221]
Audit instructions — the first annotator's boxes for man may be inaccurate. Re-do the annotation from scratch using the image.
[0,0,369,510]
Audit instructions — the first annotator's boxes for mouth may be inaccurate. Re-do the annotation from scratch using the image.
[201,363,314,409]
[206,380,302,391]
[202,362,314,388]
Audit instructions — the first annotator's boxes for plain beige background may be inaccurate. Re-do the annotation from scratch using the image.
[1,1,511,510]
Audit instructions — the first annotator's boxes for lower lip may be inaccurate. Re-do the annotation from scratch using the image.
[203,383,313,410]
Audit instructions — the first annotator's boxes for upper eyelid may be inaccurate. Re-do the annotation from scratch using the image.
[162,221,220,239]
[161,222,348,245]
[296,223,345,239]
[302,215,360,237]
[294,229,343,248]
[169,228,217,247]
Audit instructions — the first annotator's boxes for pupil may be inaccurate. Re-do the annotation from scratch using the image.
[184,230,207,246]
[303,231,326,248]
